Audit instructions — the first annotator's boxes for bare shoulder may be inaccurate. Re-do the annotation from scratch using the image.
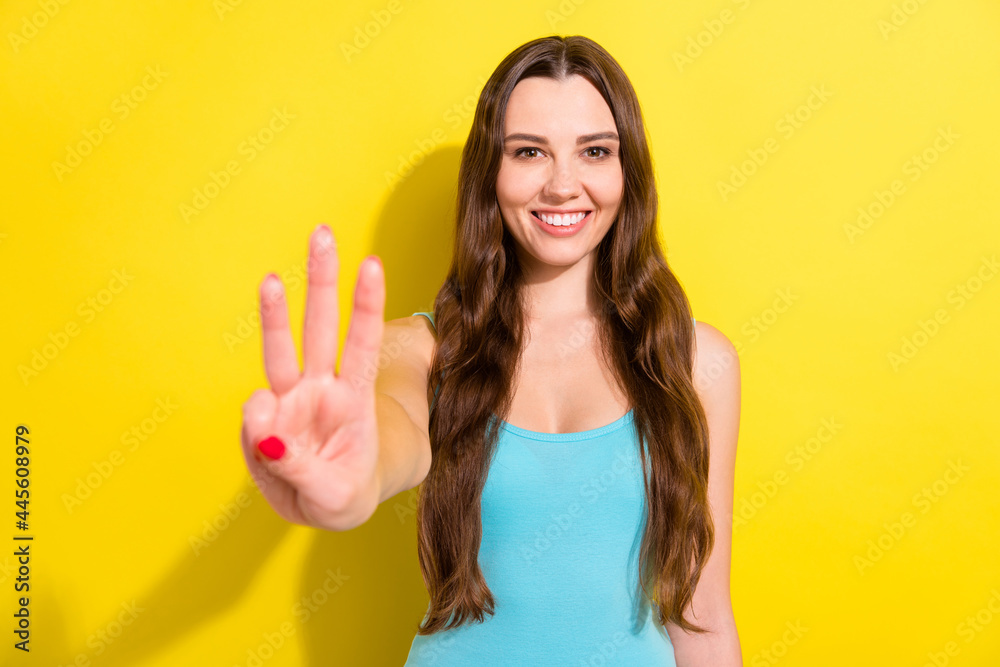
[380,315,437,370]
[691,319,740,400]
[374,315,437,418]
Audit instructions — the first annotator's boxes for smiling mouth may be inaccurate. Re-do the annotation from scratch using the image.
[531,210,591,227]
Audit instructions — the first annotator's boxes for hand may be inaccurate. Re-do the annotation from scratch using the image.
[239,224,386,530]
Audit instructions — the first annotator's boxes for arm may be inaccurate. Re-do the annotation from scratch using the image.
[665,321,743,666]
[372,315,435,504]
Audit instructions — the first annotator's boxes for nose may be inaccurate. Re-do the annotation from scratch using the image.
[542,157,583,201]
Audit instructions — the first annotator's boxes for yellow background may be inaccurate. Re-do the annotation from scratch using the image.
[2,0,999,664]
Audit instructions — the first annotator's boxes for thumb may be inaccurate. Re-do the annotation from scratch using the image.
[241,388,281,467]
[241,389,312,485]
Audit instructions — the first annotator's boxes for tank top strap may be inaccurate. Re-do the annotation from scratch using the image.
[412,311,436,330]
[411,311,440,410]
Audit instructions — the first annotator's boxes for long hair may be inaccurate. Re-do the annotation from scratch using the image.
[416,34,714,635]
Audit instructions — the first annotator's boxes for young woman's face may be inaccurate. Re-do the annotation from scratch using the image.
[496,74,623,271]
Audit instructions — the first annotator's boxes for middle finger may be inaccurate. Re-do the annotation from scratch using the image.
[302,224,340,377]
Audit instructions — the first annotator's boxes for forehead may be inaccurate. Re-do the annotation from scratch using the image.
[504,74,615,136]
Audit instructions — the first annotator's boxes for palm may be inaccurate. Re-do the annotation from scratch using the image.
[240,225,385,530]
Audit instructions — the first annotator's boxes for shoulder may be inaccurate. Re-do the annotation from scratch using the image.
[691,319,740,407]
[373,316,438,427]
[379,315,437,377]
[691,320,738,377]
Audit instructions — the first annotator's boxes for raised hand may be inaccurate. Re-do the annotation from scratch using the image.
[239,224,386,531]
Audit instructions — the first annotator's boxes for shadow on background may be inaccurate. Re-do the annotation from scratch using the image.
[54,479,292,666]
[372,147,459,321]
[53,146,460,666]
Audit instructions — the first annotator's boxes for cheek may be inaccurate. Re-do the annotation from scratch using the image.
[495,167,518,206]
[589,172,624,208]
[496,163,543,205]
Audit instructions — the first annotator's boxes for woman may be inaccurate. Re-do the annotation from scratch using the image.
[241,35,742,666]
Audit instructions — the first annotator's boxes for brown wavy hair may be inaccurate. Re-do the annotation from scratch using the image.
[416,34,714,635]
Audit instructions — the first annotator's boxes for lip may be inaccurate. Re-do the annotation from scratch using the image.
[531,209,591,237]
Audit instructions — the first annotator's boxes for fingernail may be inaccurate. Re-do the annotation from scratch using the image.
[257,435,286,460]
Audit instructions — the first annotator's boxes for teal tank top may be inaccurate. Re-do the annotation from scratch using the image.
[403,311,695,666]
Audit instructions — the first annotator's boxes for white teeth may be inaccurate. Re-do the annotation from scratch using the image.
[537,211,587,226]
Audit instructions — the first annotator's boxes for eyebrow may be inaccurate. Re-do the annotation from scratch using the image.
[503,131,620,144]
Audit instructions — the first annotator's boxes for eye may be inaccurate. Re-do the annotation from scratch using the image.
[513,147,541,159]
[585,146,612,159]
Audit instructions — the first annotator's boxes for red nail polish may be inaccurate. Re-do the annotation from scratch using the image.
[258,435,286,460]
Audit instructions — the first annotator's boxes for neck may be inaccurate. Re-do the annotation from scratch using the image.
[517,248,601,323]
